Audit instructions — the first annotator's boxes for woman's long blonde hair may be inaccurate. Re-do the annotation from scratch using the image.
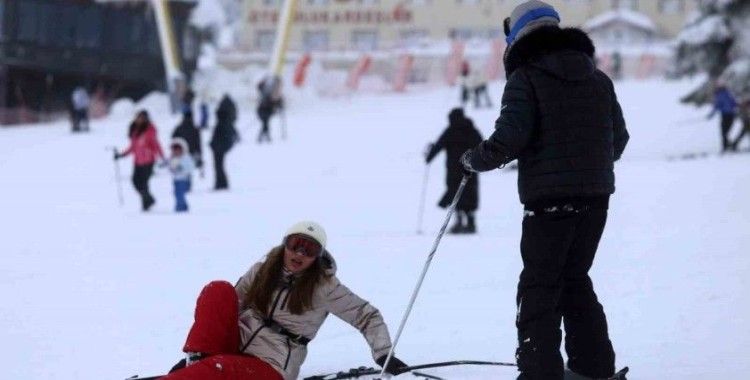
[244,246,327,315]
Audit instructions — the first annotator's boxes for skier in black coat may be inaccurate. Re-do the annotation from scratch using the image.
[460,1,629,379]
[425,108,483,234]
[172,112,203,188]
[210,94,239,190]
[256,75,283,143]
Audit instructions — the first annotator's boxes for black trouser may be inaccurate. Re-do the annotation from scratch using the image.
[257,114,271,143]
[732,117,749,150]
[516,202,614,380]
[720,113,735,151]
[212,148,228,189]
[132,163,155,210]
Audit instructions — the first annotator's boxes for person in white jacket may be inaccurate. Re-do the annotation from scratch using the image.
[167,138,194,212]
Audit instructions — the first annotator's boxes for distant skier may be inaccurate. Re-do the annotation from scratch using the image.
[469,69,493,109]
[166,138,195,212]
[707,81,738,152]
[115,110,165,211]
[161,221,409,380]
[425,108,483,234]
[210,94,239,190]
[70,85,90,132]
[460,1,629,379]
[256,75,283,143]
[172,111,203,187]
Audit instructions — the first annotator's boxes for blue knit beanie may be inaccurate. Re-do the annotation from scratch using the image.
[505,0,561,45]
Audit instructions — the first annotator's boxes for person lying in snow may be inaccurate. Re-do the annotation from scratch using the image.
[162,221,409,380]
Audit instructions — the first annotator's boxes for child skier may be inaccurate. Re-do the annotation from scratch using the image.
[167,138,195,212]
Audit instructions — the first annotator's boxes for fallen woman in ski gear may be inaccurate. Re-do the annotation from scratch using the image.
[161,221,408,380]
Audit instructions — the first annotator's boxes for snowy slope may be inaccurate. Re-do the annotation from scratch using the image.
[0,78,749,380]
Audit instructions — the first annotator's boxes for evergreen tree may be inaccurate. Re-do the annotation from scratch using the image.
[673,0,750,105]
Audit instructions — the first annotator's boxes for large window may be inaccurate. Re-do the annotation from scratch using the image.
[17,1,39,42]
[255,30,276,52]
[76,7,103,49]
[0,0,5,40]
[351,30,378,51]
[303,30,329,51]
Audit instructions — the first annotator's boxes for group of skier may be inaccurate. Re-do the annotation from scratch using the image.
[149,1,630,380]
[113,93,239,212]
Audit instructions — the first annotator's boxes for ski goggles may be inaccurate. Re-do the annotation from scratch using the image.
[284,234,323,258]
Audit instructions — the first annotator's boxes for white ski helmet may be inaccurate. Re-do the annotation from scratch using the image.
[284,221,327,252]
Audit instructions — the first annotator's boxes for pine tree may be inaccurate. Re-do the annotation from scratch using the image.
[673,0,750,105]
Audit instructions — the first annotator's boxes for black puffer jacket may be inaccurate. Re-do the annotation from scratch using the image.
[426,109,483,211]
[469,26,629,204]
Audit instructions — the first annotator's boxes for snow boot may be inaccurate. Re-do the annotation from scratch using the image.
[464,212,476,234]
[449,212,465,234]
[564,367,628,380]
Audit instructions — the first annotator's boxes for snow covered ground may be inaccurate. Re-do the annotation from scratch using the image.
[1,78,748,380]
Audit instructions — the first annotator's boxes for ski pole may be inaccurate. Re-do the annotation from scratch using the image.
[281,108,287,141]
[416,164,430,235]
[378,174,471,379]
[111,148,125,206]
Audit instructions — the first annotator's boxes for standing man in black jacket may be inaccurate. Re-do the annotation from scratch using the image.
[460,2,629,379]
[210,94,239,190]
[426,108,483,234]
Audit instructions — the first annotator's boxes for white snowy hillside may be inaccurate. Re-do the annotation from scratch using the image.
[0,77,749,380]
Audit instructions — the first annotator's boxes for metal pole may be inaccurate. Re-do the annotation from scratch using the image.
[416,165,430,234]
[112,148,125,206]
[378,174,471,379]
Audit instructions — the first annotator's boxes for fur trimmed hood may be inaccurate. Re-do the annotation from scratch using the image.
[504,26,597,80]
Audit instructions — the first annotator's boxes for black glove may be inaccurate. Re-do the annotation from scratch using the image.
[460,149,478,176]
[113,151,122,161]
[375,354,409,376]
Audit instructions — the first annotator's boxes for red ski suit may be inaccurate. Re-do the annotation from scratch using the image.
[162,281,283,380]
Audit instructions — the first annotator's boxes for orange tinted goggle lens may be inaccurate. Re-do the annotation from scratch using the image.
[285,235,322,258]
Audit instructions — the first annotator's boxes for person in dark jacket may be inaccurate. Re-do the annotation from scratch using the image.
[210,94,239,190]
[172,111,203,189]
[425,108,483,233]
[460,2,629,379]
[256,75,283,144]
[708,82,738,152]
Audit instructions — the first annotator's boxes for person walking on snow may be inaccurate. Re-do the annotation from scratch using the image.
[172,111,203,187]
[425,108,483,234]
[256,75,283,144]
[707,82,738,153]
[115,110,165,211]
[210,94,239,190]
[161,221,409,380]
[71,85,90,132]
[166,138,195,212]
[460,2,629,379]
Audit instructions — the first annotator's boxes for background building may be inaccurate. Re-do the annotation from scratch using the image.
[237,0,699,54]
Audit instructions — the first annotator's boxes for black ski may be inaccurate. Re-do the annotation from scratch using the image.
[303,360,516,380]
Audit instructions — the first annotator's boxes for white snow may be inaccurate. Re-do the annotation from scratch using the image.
[1,77,749,380]
[583,9,658,33]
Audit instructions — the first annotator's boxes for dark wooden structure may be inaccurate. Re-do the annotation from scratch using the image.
[0,0,198,124]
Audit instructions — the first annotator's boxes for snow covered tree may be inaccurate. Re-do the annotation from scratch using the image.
[673,0,750,105]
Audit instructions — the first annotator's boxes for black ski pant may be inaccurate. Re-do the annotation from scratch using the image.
[720,113,735,151]
[212,148,229,190]
[132,163,155,210]
[257,113,272,143]
[515,201,615,380]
